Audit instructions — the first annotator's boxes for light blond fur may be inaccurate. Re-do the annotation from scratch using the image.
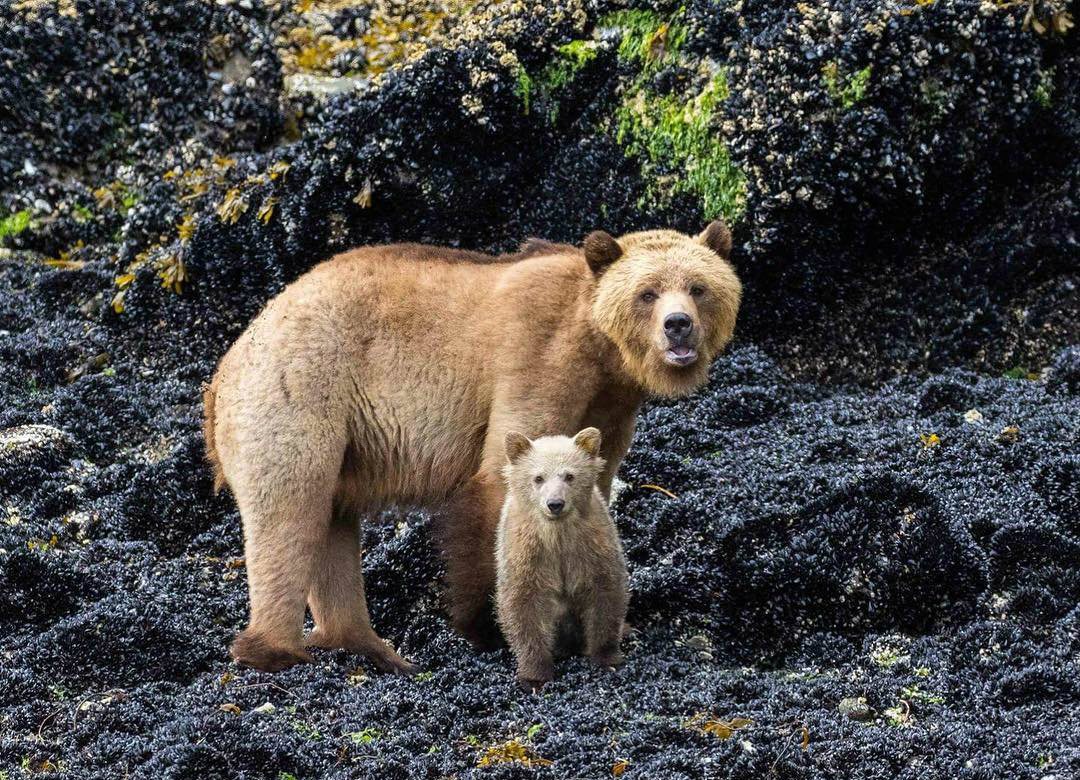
[496,428,628,691]
[204,225,740,672]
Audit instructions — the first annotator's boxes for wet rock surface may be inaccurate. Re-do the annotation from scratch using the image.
[1,0,1078,777]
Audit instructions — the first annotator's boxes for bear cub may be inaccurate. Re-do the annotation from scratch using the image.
[495,427,629,691]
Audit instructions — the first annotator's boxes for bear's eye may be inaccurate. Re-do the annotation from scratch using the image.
[690,285,705,297]
[563,473,574,483]
[533,475,544,485]
[639,290,658,304]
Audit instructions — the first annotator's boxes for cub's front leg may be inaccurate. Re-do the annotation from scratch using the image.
[581,575,629,669]
[497,580,559,692]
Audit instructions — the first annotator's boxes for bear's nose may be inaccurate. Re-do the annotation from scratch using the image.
[546,499,565,516]
[664,312,693,338]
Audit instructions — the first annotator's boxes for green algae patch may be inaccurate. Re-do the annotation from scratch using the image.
[0,210,32,243]
[514,67,535,114]
[602,6,743,220]
[541,39,598,91]
[515,39,600,119]
[822,61,873,109]
[1033,67,1054,107]
[615,71,745,221]
[600,8,686,70]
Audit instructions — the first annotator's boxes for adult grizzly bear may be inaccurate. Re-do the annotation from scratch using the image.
[204,223,741,672]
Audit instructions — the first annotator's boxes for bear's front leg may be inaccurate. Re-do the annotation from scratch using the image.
[435,471,505,650]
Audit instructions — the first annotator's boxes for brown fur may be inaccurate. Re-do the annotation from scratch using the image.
[495,429,628,691]
[204,224,740,672]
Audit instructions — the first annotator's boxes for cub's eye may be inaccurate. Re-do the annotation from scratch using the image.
[690,285,705,297]
[533,475,544,485]
[563,473,574,483]
[640,290,658,304]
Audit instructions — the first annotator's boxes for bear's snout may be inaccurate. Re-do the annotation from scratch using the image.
[661,310,699,367]
[664,312,694,340]
[546,498,566,516]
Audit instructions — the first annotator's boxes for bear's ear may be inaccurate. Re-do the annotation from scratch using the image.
[697,219,732,259]
[505,431,532,463]
[583,231,623,274]
[573,427,602,458]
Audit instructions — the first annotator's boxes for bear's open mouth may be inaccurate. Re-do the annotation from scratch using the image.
[664,345,698,367]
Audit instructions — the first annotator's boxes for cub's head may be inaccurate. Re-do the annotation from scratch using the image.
[503,428,605,522]
[585,221,742,397]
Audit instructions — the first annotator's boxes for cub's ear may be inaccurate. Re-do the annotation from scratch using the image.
[583,231,622,274]
[505,431,532,463]
[573,427,602,458]
[697,219,732,260]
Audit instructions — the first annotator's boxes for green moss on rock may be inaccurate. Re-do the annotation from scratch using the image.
[615,71,745,222]
[516,39,599,120]
[0,209,32,242]
[822,61,873,109]
[539,40,598,91]
[600,8,686,70]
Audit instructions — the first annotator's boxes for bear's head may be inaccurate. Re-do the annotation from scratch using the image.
[585,221,742,398]
[503,428,605,522]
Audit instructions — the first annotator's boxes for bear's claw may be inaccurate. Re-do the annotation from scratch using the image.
[306,628,418,675]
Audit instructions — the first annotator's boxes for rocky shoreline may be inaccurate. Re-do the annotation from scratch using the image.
[1,1,1078,777]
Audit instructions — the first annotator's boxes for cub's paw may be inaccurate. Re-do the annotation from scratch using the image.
[517,674,553,693]
[230,631,313,672]
[591,651,625,669]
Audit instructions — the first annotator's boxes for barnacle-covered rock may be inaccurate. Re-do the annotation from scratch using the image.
[0,424,72,479]
[721,0,1078,256]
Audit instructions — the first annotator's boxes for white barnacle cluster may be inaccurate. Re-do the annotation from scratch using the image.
[432,0,589,124]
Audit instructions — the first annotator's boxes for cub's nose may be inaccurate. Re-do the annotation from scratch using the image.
[546,499,565,516]
[664,312,693,338]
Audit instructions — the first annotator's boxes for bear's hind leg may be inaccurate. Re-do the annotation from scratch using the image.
[306,513,417,675]
[230,492,328,672]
